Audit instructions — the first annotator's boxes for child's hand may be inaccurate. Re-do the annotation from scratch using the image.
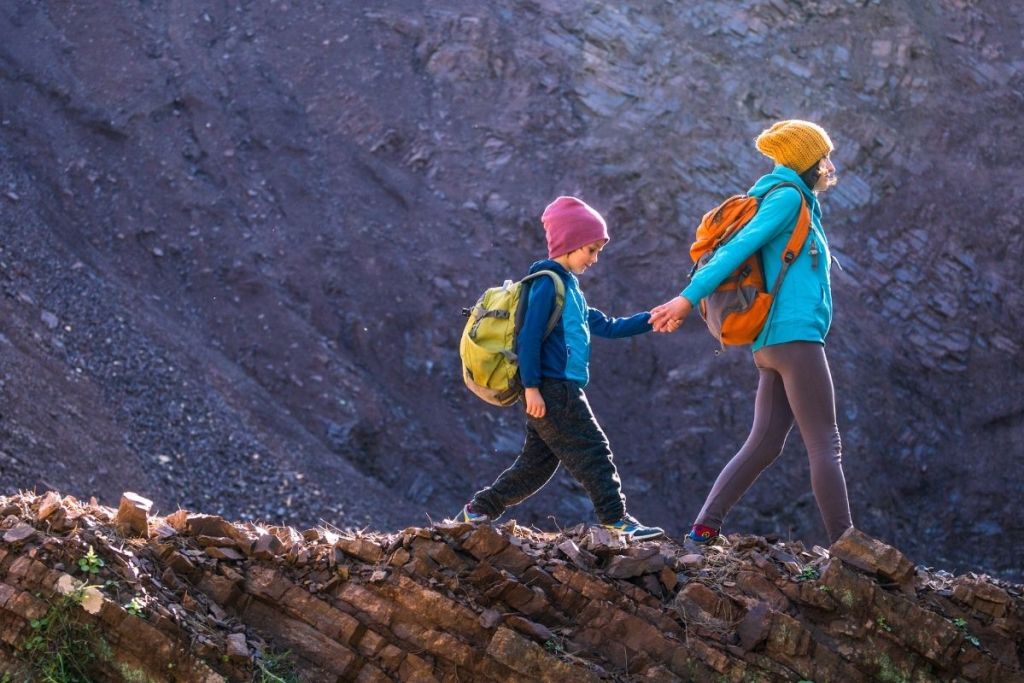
[650,296,692,333]
[524,387,546,419]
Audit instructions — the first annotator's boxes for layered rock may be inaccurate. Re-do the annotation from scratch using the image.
[1,491,1021,681]
[1,0,1021,586]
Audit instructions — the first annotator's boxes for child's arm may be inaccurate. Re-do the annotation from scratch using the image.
[517,276,557,417]
[587,309,652,338]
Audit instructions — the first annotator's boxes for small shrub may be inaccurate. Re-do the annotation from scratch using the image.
[952,617,981,648]
[77,546,105,575]
[795,566,820,582]
[125,596,146,618]
[20,590,103,682]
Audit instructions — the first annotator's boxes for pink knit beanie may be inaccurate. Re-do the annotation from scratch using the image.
[541,196,610,259]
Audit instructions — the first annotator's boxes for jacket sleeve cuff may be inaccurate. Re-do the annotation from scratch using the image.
[680,287,702,307]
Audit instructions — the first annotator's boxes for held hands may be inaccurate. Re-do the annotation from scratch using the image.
[524,387,546,419]
[650,296,693,333]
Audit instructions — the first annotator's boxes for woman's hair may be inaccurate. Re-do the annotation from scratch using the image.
[799,161,823,190]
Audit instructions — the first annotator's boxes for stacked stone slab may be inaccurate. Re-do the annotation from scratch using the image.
[1,492,1021,681]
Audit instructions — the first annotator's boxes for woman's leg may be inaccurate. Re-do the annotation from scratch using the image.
[768,342,853,542]
[694,362,795,531]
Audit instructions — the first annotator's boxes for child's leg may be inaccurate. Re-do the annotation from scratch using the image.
[470,421,559,519]
[769,343,852,543]
[694,363,795,531]
[530,381,626,525]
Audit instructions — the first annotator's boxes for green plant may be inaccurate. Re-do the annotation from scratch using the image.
[544,638,565,654]
[20,590,103,682]
[873,651,911,683]
[116,662,157,683]
[952,617,981,648]
[77,546,105,575]
[256,649,299,683]
[125,596,145,618]
[877,615,893,632]
[795,566,820,582]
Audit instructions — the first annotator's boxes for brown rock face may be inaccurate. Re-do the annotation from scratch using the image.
[115,492,153,538]
[1,492,1022,681]
[830,526,916,594]
[0,0,1021,587]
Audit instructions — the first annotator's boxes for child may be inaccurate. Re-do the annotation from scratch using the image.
[457,196,664,540]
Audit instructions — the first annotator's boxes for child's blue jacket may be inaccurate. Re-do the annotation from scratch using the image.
[517,260,651,388]
[681,165,833,351]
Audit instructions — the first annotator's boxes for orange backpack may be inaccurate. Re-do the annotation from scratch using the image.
[688,182,811,349]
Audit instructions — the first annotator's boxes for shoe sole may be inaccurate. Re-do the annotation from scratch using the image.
[460,515,491,524]
[602,527,665,541]
[688,536,720,546]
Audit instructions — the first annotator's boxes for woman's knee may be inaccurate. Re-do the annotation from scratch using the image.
[805,426,842,462]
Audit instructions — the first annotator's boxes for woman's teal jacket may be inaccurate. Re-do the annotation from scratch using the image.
[681,165,833,351]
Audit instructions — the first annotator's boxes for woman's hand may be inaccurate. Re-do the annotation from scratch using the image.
[650,296,693,333]
[524,387,546,418]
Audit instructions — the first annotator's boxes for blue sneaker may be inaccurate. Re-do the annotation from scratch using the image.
[456,503,490,524]
[601,514,664,541]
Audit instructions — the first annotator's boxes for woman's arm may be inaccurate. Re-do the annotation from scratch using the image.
[680,187,802,306]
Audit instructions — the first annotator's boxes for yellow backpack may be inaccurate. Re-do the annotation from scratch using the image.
[459,270,565,406]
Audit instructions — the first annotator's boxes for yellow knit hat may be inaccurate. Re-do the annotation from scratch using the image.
[754,120,834,173]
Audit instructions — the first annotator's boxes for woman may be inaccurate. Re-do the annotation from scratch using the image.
[650,119,853,545]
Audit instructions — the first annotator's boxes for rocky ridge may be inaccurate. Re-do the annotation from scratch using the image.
[0,491,1021,681]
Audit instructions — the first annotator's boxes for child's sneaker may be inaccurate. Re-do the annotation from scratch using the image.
[602,514,664,541]
[456,503,490,524]
[687,523,720,544]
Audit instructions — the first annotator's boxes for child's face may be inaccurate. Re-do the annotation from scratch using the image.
[559,240,606,275]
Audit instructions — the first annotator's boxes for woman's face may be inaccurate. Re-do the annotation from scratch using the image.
[813,156,837,192]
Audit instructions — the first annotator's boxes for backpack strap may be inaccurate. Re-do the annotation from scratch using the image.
[519,270,566,339]
[761,182,811,301]
[758,182,812,342]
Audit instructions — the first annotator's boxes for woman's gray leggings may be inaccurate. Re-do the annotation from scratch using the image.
[694,341,853,543]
